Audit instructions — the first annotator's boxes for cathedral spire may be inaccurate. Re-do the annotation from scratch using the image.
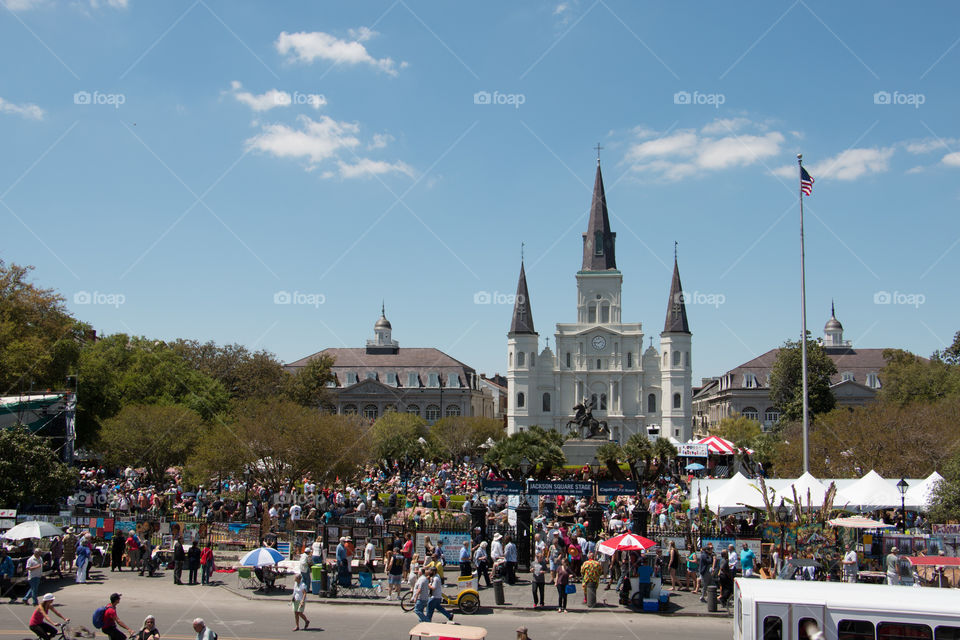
[509,261,537,335]
[663,254,690,334]
[581,161,617,271]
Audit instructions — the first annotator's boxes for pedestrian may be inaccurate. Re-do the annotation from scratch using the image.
[548,541,561,584]
[61,529,77,574]
[531,551,546,608]
[184,542,199,585]
[885,546,900,586]
[173,536,185,585]
[504,536,518,585]
[135,615,160,640]
[139,535,153,576]
[298,551,312,591]
[580,552,603,607]
[427,566,455,623]
[126,532,141,572]
[363,539,376,576]
[401,533,414,574]
[200,543,214,585]
[717,551,733,607]
[412,565,432,622]
[291,574,310,631]
[556,558,571,613]
[192,618,215,640]
[740,543,756,579]
[49,537,63,579]
[842,544,858,584]
[698,543,714,603]
[667,541,680,590]
[0,548,15,603]
[473,541,491,588]
[387,547,405,601]
[75,536,91,583]
[459,540,472,578]
[685,547,698,591]
[22,549,43,605]
[29,594,68,640]
[516,626,531,640]
[101,593,134,640]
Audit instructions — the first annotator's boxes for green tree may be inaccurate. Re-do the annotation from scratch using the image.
[484,426,565,479]
[430,416,504,462]
[169,340,287,400]
[715,414,763,446]
[932,331,960,366]
[0,260,89,394]
[652,438,678,478]
[370,412,430,475]
[768,336,838,422]
[928,451,960,522]
[187,398,369,491]
[0,425,76,507]
[98,404,206,484]
[880,349,960,405]
[621,433,654,482]
[595,442,627,480]
[283,355,336,409]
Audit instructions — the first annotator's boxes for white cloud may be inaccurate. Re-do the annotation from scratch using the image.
[906,165,925,174]
[904,138,959,155]
[772,147,894,181]
[2,0,45,9]
[245,114,411,179]
[275,29,402,76]
[368,133,394,150]
[624,120,784,181]
[942,152,960,167]
[0,96,44,120]
[348,26,375,42]
[7,0,126,9]
[228,81,291,112]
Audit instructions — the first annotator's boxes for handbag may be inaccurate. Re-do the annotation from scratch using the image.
[565,583,576,594]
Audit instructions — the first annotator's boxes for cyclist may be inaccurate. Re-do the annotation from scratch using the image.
[30,594,68,640]
[101,593,134,640]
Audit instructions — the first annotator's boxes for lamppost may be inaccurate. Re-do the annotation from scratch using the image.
[517,457,533,568]
[897,478,909,533]
[587,457,604,538]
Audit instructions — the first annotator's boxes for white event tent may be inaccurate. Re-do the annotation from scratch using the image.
[784,472,830,508]
[904,471,944,510]
[697,472,774,515]
[835,470,905,511]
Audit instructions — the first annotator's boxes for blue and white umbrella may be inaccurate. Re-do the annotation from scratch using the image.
[685,462,706,471]
[239,547,284,567]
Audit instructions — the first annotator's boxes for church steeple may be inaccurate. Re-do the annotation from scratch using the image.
[581,162,617,271]
[509,261,537,335]
[663,255,690,334]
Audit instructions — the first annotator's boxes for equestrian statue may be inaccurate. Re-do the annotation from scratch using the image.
[565,398,610,439]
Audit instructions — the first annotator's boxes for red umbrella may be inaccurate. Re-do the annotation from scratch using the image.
[596,533,657,555]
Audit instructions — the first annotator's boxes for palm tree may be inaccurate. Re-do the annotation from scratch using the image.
[595,442,627,480]
[622,433,653,482]
[652,438,678,479]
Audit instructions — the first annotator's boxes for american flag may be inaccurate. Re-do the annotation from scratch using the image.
[800,166,814,196]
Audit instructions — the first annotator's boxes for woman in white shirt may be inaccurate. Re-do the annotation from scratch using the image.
[291,574,309,631]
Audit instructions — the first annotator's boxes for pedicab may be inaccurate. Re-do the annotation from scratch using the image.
[408,622,487,640]
[400,582,481,614]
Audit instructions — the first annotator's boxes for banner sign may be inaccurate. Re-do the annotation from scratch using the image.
[526,481,593,497]
[597,481,638,496]
[0,509,16,518]
[678,443,709,458]
[481,480,523,495]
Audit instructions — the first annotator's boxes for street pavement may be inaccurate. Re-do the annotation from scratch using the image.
[0,565,733,640]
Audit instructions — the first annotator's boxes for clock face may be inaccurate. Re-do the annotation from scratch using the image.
[592,335,606,351]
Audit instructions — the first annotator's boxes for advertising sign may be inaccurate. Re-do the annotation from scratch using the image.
[481,480,523,495]
[597,481,638,496]
[526,481,593,497]
[678,444,709,458]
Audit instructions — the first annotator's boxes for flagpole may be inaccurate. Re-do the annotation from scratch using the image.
[798,153,810,475]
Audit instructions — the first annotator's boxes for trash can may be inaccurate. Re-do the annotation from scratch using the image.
[319,564,330,595]
[706,584,718,612]
[492,578,505,605]
[311,564,324,595]
[585,583,598,608]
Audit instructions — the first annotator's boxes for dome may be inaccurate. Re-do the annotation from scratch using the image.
[825,316,843,332]
[375,314,391,330]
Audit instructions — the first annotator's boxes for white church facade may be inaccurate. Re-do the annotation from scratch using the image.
[506,162,694,443]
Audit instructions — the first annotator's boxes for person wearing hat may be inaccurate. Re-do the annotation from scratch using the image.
[29,594,67,640]
[473,541,491,588]
[101,593,133,640]
[22,550,43,605]
[61,528,77,574]
[516,626,531,640]
[490,533,504,570]
[885,547,900,586]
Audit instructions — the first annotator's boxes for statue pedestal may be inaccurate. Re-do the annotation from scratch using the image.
[562,438,607,466]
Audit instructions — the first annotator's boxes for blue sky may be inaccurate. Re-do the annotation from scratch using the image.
[2,1,959,388]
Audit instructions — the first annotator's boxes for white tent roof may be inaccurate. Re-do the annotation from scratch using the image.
[786,472,830,508]
[904,472,943,510]
[699,472,773,515]
[836,470,905,511]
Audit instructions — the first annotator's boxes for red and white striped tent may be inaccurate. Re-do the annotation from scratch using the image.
[696,435,737,455]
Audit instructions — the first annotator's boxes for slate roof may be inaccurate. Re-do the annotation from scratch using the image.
[509,261,536,335]
[581,163,617,271]
[663,258,691,334]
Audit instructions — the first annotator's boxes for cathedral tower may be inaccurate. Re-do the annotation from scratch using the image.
[660,255,693,441]
[507,260,539,427]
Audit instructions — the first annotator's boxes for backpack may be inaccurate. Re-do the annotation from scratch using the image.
[92,605,110,629]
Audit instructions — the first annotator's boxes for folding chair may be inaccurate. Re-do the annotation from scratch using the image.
[338,571,382,598]
[237,566,260,590]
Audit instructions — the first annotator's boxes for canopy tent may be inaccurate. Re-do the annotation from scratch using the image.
[700,472,773,515]
[904,472,944,511]
[827,515,894,529]
[836,470,905,511]
[785,472,830,509]
[695,436,737,455]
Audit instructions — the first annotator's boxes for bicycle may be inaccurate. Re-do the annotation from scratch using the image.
[399,587,480,614]
[46,623,95,640]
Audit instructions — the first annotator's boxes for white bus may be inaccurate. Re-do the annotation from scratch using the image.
[734,579,960,640]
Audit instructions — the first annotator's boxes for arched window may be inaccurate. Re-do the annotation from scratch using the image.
[363,404,378,420]
[742,407,759,421]
[600,302,610,323]
[517,392,525,408]
[673,350,681,366]
[343,404,358,415]
[626,352,633,368]
[509,352,513,367]
[445,405,461,417]
[530,352,535,367]
[663,352,668,366]
[647,393,656,413]
[542,393,551,412]
[566,352,571,368]
[406,404,420,416]
[685,351,690,367]
[673,393,681,409]
[596,359,601,370]
[590,393,598,409]
[517,352,525,367]
[764,408,780,424]
[588,303,597,323]
[600,393,607,410]
[425,405,441,421]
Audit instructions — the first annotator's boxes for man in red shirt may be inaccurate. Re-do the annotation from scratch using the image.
[401,533,414,573]
[101,593,133,640]
[125,534,140,573]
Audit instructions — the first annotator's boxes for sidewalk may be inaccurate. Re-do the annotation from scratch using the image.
[219,568,732,618]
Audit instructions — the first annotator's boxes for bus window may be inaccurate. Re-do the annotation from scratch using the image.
[935,628,960,640]
[764,616,783,640]
[878,623,932,640]
[839,620,875,640]
[799,617,820,640]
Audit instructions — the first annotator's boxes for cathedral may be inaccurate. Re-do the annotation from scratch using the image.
[506,161,694,443]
